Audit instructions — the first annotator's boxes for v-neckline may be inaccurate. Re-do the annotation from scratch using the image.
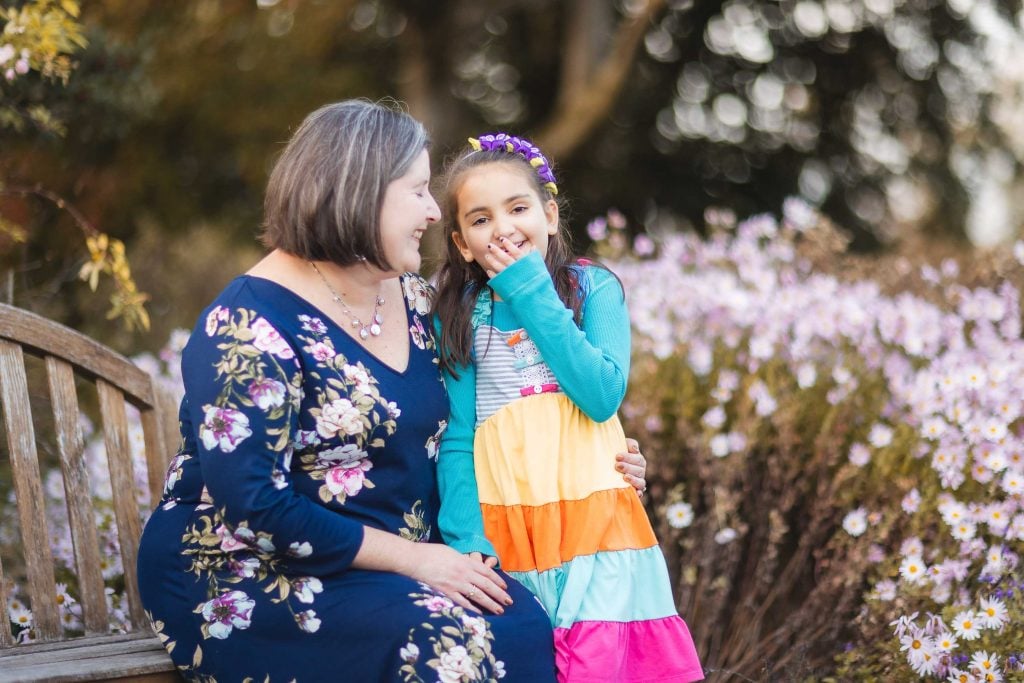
[242,273,416,376]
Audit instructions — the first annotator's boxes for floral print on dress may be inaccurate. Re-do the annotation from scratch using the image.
[403,275,432,317]
[292,316,399,504]
[404,276,437,355]
[184,307,321,640]
[398,500,431,542]
[195,590,255,640]
[400,585,507,682]
[425,420,447,462]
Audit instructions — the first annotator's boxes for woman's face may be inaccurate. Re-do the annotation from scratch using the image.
[379,149,440,274]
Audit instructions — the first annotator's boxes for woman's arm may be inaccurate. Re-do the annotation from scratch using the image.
[192,303,510,612]
[186,305,373,575]
[354,526,510,615]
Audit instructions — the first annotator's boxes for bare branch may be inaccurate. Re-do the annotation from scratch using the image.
[0,184,99,238]
[535,0,668,161]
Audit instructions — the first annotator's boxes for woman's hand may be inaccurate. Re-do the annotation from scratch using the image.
[405,542,511,615]
[616,437,648,497]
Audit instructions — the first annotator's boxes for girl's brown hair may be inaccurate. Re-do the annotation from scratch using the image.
[432,148,588,378]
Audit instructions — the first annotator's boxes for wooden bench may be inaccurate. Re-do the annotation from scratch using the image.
[0,303,180,682]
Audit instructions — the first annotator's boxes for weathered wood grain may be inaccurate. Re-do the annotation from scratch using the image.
[1,304,179,677]
[45,356,108,635]
[0,340,61,641]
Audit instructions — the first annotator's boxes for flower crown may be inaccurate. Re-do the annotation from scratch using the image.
[468,133,558,196]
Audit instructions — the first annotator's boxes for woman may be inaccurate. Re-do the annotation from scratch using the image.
[137,100,648,682]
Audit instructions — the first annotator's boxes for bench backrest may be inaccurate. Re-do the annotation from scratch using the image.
[0,303,178,648]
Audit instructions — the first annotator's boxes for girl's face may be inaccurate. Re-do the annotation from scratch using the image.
[451,162,558,270]
[379,149,440,273]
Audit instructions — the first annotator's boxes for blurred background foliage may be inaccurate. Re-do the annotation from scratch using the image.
[1,0,1023,352]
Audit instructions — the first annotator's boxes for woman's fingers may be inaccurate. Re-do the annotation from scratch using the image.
[616,439,648,496]
[419,546,511,614]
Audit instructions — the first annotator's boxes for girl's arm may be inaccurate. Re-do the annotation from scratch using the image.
[435,319,499,558]
[489,251,630,422]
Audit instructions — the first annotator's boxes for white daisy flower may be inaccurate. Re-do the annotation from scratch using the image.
[709,434,730,457]
[842,508,868,537]
[934,631,957,652]
[868,423,894,448]
[666,502,695,529]
[983,419,1008,442]
[968,651,999,679]
[1000,469,1024,496]
[950,521,977,542]
[978,597,1008,630]
[951,610,981,641]
[899,555,928,585]
[874,579,897,602]
[901,488,921,514]
[922,417,948,440]
[848,443,871,467]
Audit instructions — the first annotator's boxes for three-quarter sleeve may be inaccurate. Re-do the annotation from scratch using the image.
[183,303,365,575]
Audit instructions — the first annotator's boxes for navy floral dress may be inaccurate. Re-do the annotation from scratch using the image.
[137,274,556,683]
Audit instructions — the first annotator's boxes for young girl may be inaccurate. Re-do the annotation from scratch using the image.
[433,133,704,683]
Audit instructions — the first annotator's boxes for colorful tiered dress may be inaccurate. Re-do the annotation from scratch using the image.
[137,274,556,683]
[438,253,703,683]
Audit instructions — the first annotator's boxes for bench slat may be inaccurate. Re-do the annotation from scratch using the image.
[0,340,61,640]
[156,386,181,477]
[139,407,167,508]
[0,303,155,406]
[96,380,148,630]
[45,356,109,635]
[0,554,12,647]
[1,308,177,677]
[0,633,177,682]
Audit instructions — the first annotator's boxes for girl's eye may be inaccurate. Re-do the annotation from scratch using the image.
[511,205,528,214]
[471,216,488,227]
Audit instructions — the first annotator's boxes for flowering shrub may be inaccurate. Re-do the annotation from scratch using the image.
[594,202,1023,680]
[4,202,1021,681]
[0,331,185,643]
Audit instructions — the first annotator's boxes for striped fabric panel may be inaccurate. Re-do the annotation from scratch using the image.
[508,546,680,627]
[482,487,657,573]
[474,324,558,425]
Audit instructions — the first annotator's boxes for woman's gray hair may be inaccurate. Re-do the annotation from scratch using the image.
[261,99,429,269]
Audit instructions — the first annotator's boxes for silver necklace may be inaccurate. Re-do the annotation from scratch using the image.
[309,262,384,339]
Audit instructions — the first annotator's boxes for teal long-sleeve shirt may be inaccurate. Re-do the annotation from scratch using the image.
[436,252,631,557]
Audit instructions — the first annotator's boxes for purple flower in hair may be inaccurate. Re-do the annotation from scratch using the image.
[469,132,559,195]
